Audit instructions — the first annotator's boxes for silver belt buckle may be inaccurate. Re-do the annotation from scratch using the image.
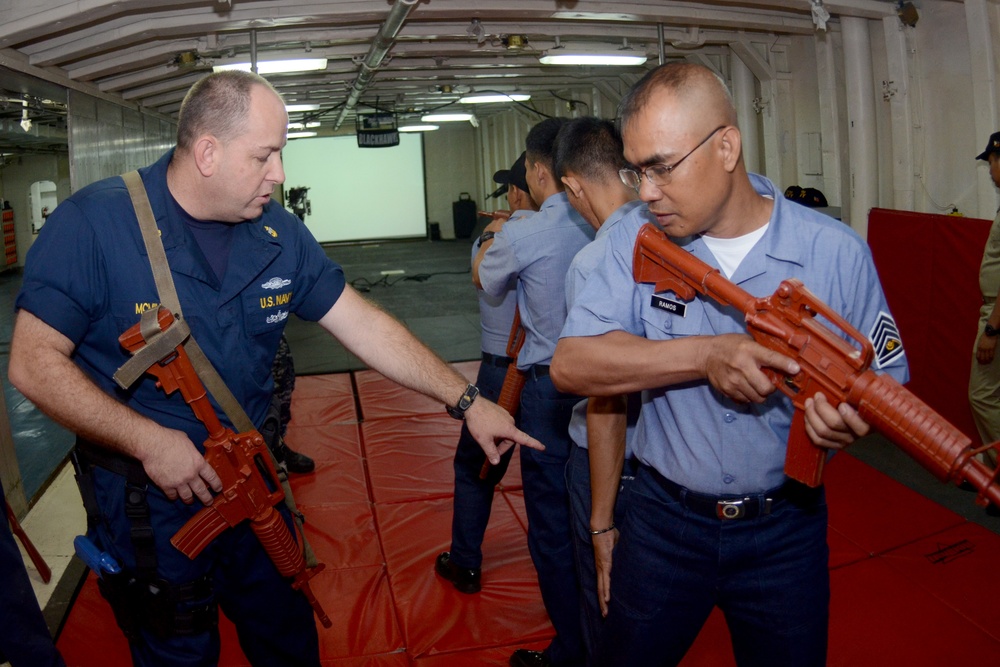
[716,499,746,520]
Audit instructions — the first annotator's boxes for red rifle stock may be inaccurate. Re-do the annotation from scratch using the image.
[632,223,1000,507]
[479,309,527,479]
[118,308,332,628]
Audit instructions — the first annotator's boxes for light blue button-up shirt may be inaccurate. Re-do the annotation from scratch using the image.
[479,191,594,369]
[565,200,651,454]
[475,210,530,356]
[561,174,910,494]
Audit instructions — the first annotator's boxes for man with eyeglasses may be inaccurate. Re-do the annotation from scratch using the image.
[551,62,908,665]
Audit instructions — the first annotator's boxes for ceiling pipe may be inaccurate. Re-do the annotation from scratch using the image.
[333,0,420,130]
[657,23,665,65]
[250,29,258,74]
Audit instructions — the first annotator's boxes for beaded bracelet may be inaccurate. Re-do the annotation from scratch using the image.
[589,524,616,535]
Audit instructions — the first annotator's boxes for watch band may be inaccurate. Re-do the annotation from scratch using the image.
[446,383,480,419]
[478,230,496,246]
[986,323,1000,338]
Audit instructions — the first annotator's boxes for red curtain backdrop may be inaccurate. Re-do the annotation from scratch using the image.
[867,207,993,446]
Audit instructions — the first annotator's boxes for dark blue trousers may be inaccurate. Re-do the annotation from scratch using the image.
[565,444,635,667]
[448,357,516,569]
[0,481,65,667]
[598,464,830,667]
[87,465,320,667]
[519,372,584,666]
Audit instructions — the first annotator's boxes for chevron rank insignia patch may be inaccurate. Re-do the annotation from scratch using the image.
[868,311,904,369]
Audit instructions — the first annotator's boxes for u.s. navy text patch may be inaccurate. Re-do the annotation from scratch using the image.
[650,294,687,317]
[868,311,904,369]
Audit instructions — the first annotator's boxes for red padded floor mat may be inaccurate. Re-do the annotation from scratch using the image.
[54,366,1000,666]
[824,451,966,555]
[355,362,479,422]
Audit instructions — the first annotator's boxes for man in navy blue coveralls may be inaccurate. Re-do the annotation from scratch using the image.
[8,70,541,667]
[475,119,595,667]
[552,63,908,666]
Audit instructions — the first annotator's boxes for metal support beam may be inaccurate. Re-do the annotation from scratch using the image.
[882,16,914,211]
[966,0,1000,218]
[842,16,878,238]
[731,36,779,182]
[814,31,843,207]
[730,52,760,173]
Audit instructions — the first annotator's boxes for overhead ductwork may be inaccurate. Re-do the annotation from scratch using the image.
[333,0,421,130]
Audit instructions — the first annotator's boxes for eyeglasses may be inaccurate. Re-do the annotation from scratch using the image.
[619,125,727,191]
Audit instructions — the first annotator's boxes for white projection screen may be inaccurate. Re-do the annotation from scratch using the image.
[281,133,427,243]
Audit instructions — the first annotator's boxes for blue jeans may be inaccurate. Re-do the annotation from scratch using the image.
[449,356,516,569]
[566,444,635,667]
[599,464,829,667]
[519,371,584,666]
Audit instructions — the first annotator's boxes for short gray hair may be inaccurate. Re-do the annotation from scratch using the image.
[176,70,282,150]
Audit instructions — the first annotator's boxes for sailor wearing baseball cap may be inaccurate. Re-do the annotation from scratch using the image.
[976,131,1000,162]
[970,129,1000,492]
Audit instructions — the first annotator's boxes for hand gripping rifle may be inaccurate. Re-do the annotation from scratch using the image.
[632,223,1000,506]
[479,308,528,479]
[117,308,332,628]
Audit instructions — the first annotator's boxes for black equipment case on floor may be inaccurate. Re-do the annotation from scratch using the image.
[452,192,477,239]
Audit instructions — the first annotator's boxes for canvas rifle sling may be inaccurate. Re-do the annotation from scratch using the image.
[115,170,317,567]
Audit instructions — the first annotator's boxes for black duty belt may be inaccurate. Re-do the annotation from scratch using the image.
[649,467,822,521]
[481,352,513,367]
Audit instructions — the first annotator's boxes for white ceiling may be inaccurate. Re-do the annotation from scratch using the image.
[0,0,904,139]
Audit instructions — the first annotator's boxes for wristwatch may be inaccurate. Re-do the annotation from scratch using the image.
[446,383,480,419]
[478,230,496,246]
[986,323,1000,338]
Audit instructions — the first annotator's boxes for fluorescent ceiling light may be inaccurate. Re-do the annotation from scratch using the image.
[288,121,322,130]
[286,104,321,112]
[459,93,531,104]
[213,58,328,74]
[421,113,475,122]
[287,131,317,139]
[539,40,647,66]
[539,51,647,66]
[399,124,439,132]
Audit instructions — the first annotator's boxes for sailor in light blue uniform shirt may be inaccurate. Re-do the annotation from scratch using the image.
[475,116,593,667]
[478,190,594,370]
[553,61,911,667]
[564,199,648,457]
[563,198,648,665]
[562,173,908,495]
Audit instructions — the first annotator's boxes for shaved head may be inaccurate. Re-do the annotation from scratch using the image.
[618,62,737,135]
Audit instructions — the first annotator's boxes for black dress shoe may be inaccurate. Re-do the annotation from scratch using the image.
[509,649,551,667]
[434,551,481,594]
[272,439,315,474]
